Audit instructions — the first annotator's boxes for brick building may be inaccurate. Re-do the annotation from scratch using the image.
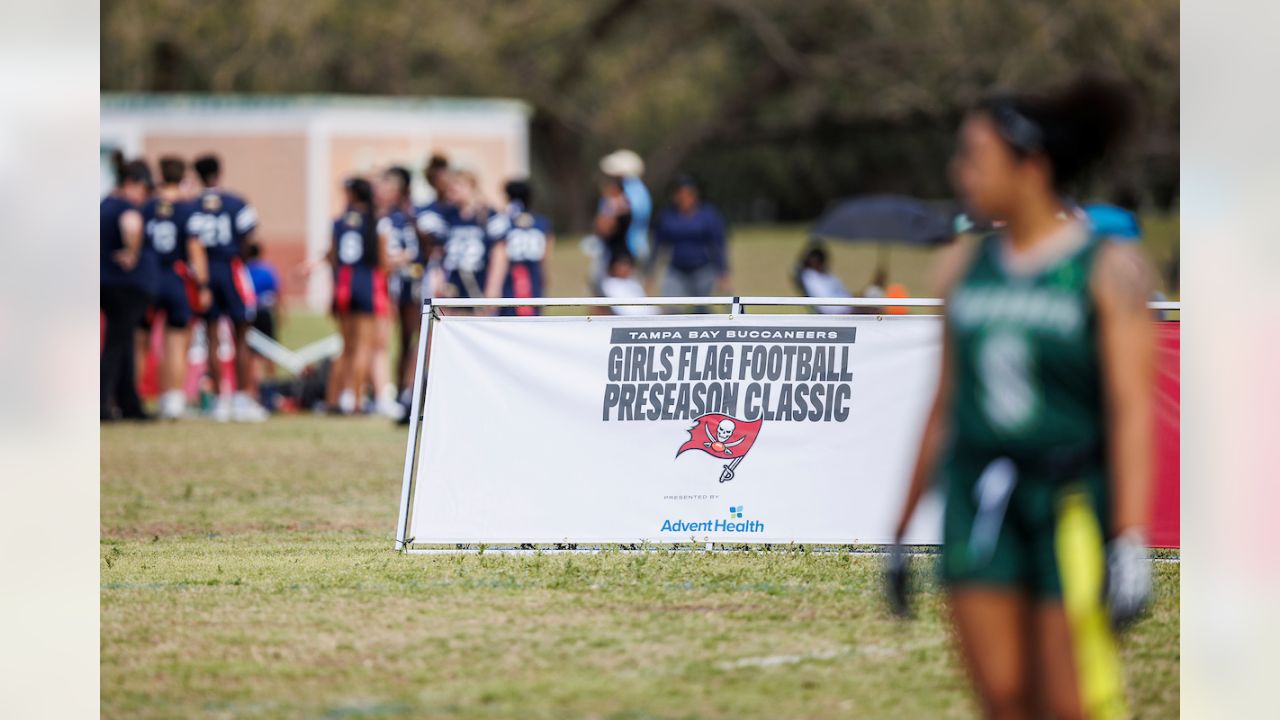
[101,94,529,311]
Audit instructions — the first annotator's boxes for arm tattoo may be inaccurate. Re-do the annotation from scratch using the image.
[1098,245,1153,315]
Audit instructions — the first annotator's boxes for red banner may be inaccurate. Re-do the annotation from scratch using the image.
[1150,321,1180,547]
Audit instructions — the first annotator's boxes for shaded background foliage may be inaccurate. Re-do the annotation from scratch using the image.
[102,0,1179,232]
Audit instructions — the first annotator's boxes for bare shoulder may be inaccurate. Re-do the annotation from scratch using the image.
[930,235,982,298]
[1095,239,1157,310]
[1091,241,1155,314]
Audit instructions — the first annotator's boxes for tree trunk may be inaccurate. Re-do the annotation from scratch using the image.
[535,114,592,235]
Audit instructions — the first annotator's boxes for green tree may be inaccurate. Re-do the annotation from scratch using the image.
[102,0,1179,229]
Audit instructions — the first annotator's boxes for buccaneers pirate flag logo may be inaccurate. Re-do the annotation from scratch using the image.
[676,413,764,483]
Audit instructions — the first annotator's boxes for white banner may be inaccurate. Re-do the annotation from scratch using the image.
[405,314,944,545]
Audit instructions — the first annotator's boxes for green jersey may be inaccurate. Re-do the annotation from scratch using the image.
[937,229,1129,718]
[945,228,1105,463]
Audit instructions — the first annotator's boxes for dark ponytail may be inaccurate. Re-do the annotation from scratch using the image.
[345,177,378,264]
[111,150,153,191]
[110,150,127,188]
[980,74,1137,190]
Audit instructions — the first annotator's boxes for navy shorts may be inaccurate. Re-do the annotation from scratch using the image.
[333,266,388,316]
[207,258,256,324]
[153,265,196,328]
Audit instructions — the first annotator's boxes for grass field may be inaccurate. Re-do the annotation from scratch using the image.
[105,221,1180,717]
[101,416,1179,719]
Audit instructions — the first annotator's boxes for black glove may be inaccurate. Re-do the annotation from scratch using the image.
[885,543,911,618]
[1105,529,1151,631]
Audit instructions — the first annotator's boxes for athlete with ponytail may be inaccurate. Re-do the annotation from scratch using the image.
[890,75,1153,719]
[329,177,387,414]
[485,179,553,316]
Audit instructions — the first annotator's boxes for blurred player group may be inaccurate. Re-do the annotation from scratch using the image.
[99,151,554,424]
[300,154,556,422]
[101,152,271,422]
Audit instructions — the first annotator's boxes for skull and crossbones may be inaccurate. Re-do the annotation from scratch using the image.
[704,419,745,456]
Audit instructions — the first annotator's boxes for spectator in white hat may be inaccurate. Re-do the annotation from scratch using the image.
[600,149,651,267]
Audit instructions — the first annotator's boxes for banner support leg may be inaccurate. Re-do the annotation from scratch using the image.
[395,299,435,550]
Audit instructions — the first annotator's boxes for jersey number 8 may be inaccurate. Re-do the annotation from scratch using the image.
[338,230,364,264]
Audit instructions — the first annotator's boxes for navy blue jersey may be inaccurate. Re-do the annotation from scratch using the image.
[378,207,420,277]
[414,199,453,255]
[488,206,550,300]
[435,206,495,297]
[189,189,257,263]
[142,197,197,268]
[101,194,156,293]
[333,209,380,270]
[414,200,449,235]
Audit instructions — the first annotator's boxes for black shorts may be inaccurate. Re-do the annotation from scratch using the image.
[391,273,422,310]
[252,307,276,340]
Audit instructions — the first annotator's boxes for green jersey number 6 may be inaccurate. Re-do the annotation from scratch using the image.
[977,330,1038,432]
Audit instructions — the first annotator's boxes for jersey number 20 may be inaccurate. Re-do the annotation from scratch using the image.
[505,228,546,263]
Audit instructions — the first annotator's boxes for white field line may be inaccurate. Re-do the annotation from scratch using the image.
[716,647,849,670]
[715,638,945,671]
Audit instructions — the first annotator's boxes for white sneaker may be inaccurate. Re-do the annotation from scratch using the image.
[231,392,268,423]
[377,395,405,420]
[337,390,356,415]
[377,384,404,420]
[211,396,232,423]
[158,390,186,420]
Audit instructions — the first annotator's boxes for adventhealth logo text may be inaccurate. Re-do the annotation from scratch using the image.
[660,505,765,533]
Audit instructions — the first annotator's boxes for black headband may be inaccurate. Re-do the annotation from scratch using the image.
[991,103,1045,155]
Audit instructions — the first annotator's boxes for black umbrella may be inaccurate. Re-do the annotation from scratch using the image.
[810,194,956,247]
[808,194,957,276]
